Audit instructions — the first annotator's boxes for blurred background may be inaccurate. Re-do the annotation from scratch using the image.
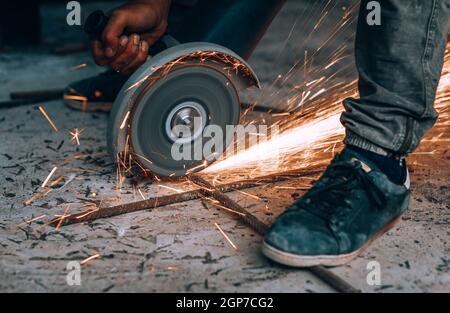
[0,1,122,47]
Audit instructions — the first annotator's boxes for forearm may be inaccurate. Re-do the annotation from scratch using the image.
[131,0,172,17]
[123,0,172,32]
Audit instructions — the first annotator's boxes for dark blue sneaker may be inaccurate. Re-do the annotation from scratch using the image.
[262,147,410,267]
[63,70,129,112]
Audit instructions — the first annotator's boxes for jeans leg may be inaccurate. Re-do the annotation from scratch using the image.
[342,0,450,157]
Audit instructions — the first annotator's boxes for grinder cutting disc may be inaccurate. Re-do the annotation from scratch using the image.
[108,43,260,177]
[130,65,240,177]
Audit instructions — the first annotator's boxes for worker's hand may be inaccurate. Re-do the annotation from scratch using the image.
[91,0,171,75]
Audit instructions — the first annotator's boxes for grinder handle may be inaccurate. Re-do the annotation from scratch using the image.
[84,10,179,56]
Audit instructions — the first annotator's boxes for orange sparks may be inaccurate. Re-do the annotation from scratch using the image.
[49,175,65,187]
[214,223,238,250]
[272,112,292,117]
[186,161,208,174]
[63,95,88,102]
[120,111,131,130]
[138,188,146,200]
[157,184,184,193]
[70,63,87,70]
[38,106,58,132]
[16,214,47,227]
[275,186,299,190]
[23,175,66,205]
[75,207,99,220]
[124,51,253,93]
[41,167,58,188]
[63,95,88,112]
[234,189,262,201]
[125,74,152,92]
[204,39,450,182]
[309,88,326,100]
[207,202,246,217]
[70,128,84,145]
[80,253,101,265]
[55,204,71,230]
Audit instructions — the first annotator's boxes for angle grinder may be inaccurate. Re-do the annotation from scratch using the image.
[84,10,260,177]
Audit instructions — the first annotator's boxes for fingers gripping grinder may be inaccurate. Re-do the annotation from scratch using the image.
[85,1,285,177]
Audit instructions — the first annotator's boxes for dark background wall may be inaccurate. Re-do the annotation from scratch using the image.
[0,1,125,47]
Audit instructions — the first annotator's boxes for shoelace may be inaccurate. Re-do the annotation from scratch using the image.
[299,159,387,221]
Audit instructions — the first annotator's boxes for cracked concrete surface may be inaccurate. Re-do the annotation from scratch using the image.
[1,0,449,293]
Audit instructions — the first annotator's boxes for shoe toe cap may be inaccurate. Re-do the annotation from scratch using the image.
[265,210,339,256]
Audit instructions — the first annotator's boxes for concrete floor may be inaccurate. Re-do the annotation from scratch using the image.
[1,1,449,293]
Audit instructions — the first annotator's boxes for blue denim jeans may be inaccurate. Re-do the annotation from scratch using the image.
[342,0,450,156]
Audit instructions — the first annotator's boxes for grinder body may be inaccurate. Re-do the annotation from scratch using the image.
[84,0,285,177]
[108,42,260,177]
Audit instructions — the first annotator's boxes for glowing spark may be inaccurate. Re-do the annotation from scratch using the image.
[153,175,161,182]
[272,113,291,117]
[306,78,320,87]
[133,152,153,165]
[203,38,450,183]
[50,175,65,187]
[70,128,84,145]
[75,207,99,219]
[55,204,70,231]
[186,161,208,174]
[16,215,47,227]
[214,223,238,250]
[138,188,146,200]
[304,50,309,82]
[23,174,64,205]
[41,167,58,188]
[325,56,345,69]
[235,189,262,201]
[314,10,329,30]
[63,95,88,102]
[206,201,246,217]
[80,254,101,265]
[70,63,87,70]
[125,74,151,92]
[120,111,131,130]
[157,184,184,193]
[38,106,58,132]
[206,114,344,173]
[309,88,326,100]
[276,186,300,190]
[124,50,254,95]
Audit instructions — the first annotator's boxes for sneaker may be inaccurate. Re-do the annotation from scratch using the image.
[262,147,410,267]
[63,70,129,112]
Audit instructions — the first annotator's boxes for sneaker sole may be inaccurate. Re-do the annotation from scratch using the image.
[261,216,402,268]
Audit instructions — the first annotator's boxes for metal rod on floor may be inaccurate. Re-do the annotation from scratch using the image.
[48,168,322,227]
